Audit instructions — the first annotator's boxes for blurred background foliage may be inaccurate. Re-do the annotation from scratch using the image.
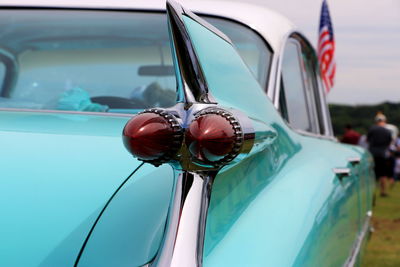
[329,102,400,137]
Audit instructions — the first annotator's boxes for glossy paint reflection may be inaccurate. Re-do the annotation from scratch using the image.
[203,129,367,266]
[0,111,142,267]
[292,154,362,266]
[123,113,176,160]
[182,15,281,124]
[185,114,236,162]
[203,123,300,259]
[77,164,174,267]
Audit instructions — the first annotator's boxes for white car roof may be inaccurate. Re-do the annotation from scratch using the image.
[0,0,296,52]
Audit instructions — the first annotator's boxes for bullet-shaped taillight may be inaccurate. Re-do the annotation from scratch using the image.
[123,110,182,164]
[185,112,242,164]
[123,108,244,167]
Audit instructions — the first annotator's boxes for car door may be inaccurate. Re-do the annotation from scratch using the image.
[277,35,362,265]
[299,35,371,265]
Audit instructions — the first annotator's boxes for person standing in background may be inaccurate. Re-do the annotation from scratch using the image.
[384,120,399,187]
[367,113,393,197]
[393,134,400,184]
[341,124,361,145]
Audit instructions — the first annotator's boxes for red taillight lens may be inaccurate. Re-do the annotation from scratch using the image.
[185,114,237,162]
[123,112,179,161]
[123,109,243,167]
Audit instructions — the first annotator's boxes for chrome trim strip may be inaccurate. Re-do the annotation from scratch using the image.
[348,157,361,165]
[271,30,293,108]
[266,53,280,100]
[343,211,373,267]
[316,69,334,136]
[150,171,215,267]
[167,0,216,107]
[333,168,351,178]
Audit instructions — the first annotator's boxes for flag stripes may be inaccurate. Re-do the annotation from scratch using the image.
[318,0,335,93]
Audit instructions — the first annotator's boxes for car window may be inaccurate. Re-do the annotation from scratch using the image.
[301,43,326,135]
[0,11,177,112]
[204,17,272,88]
[280,41,313,132]
[0,10,272,114]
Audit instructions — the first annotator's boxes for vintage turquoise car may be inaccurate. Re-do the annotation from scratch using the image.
[0,0,374,266]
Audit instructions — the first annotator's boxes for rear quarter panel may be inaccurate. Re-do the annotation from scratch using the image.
[203,130,370,266]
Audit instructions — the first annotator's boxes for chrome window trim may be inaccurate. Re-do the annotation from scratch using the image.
[271,31,334,138]
[316,73,334,136]
[271,30,292,108]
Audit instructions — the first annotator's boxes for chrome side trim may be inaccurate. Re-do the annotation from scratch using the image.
[343,211,373,267]
[150,171,215,267]
[348,157,361,165]
[333,168,352,181]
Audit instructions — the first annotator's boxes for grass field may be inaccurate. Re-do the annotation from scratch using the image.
[362,183,400,266]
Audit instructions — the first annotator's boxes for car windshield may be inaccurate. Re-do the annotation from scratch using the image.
[0,10,272,113]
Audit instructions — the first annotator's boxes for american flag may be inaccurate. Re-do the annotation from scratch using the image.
[318,0,336,93]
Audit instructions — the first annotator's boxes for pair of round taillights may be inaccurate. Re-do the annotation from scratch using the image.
[122,109,243,167]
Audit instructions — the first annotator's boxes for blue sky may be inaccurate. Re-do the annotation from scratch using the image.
[220,0,400,105]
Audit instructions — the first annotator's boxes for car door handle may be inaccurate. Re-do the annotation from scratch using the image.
[348,157,361,165]
[333,168,351,180]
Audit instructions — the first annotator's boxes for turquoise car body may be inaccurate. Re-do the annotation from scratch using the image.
[0,1,374,266]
